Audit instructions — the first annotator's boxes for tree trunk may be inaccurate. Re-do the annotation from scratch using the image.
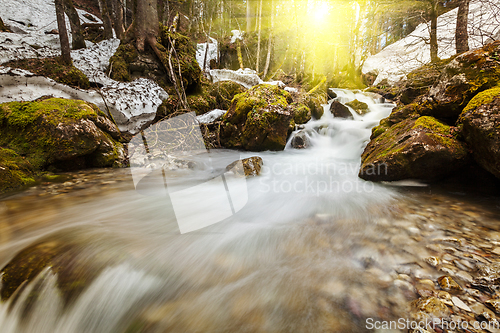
[111,0,125,40]
[455,0,470,54]
[246,0,253,33]
[263,0,274,79]
[255,0,263,73]
[55,0,72,65]
[63,0,86,49]
[98,0,114,39]
[429,0,438,63]
[135,0,159,52]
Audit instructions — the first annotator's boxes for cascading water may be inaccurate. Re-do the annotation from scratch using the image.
[0,90,423,332]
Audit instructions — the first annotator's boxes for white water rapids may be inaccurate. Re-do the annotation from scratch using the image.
[0,89,403,332]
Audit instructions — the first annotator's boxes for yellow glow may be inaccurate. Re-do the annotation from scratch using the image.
[312,2,330,22]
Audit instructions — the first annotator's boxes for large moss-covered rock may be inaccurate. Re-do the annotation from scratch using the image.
[0,98,126,171]
[457,87,500,179]
[346,99,369,115]
[221,84,295,151]
[359,116,469,181]
[428,41,500,119]
[0,148,36,193]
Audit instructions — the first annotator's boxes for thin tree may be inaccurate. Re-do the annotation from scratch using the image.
[263,0,274,79]
[428,0,439,62]
[98,0,114,39]
[63,0,86,49]
[255,0,263,72]
[111,0,125,40]
[55,0,72,64]
[455,0,470,54]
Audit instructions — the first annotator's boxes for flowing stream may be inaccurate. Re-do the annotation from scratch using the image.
[0,89,500,332]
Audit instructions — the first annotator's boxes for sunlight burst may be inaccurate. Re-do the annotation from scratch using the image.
[312,2,330,22]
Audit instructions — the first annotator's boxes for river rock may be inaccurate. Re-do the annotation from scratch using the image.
[359,116,469,181]
[438,276,462,293]
[457,86,500,179]
[0,98,126,171]
[345,99,369,115]
[290,131,311,149]
[221,84,301,151]
[226,156,263,177]
[330,100,352,119]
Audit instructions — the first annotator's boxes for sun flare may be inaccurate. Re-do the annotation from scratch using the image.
[312,2,330,22]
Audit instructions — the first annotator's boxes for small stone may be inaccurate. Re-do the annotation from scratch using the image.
[493,247,500,256]
[424,256,440,267]
[486,299,500,314]
[438,276,462,292]
[451,296,471,312]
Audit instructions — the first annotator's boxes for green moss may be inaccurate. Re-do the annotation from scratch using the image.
[346,99,369,115]
[109,43,138,82]
[462,86,500,115]
[0,148,36,193]
[208,81,247,110]
[413,116,450,135]
[4,57,90,89]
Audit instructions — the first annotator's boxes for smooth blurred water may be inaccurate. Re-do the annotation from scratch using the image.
[0,89,402,333]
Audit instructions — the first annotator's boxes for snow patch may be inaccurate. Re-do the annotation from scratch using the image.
[196,109,226,124]
[210,68,263,89]
[196,37,218,71]
[230,30,243,44]
[72,39,121,86]
[363,0,500,85]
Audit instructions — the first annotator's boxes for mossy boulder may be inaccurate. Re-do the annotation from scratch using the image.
[4,57,90,89]
[330,100,352,119]
[301,94,324,119]
[359,116,469,181]
[428,41,500,120]
[457,87,500,179]
[208,81,247,110]
[346,99,369,115]
[220,84,295,151]
[0,148,36,193]
[0,98,126,171]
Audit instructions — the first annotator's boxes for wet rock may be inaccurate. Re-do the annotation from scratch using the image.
[457,86,500,179]
[327,89,337,99]
[302,94,324,120]
[226,156,263,177]
[345,99,369,115]
[329,100,352,119]
[411,296,450,319]
[359,116,469,181]
[438,276,462,293]
[451,296,471,312]
[424,256,441,267]
[0,98,126,172]
[220,84,294,151]
[486,299,500,314]
[290,131,311,149]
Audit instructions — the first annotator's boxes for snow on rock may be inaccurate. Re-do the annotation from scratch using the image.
[100,79,169,133]
[71,39,121,86]
[196,109,226,124]
[363,0,500,85]
[210,68,263,89]
[230,30,243,44]
[196,37,218,71]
